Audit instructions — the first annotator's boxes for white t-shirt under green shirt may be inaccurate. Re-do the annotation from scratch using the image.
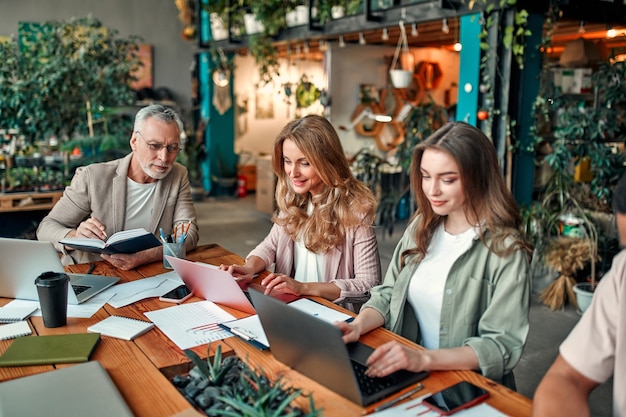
[407,223,476,350]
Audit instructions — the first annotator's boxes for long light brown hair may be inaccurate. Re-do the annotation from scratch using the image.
[401,122,532,266]
[272,115,377,253]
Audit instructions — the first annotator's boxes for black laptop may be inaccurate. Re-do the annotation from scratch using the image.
[248,288,428,406]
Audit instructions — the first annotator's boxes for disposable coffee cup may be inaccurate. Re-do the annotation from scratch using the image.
[34,271,70,328]
[163,242,186,268]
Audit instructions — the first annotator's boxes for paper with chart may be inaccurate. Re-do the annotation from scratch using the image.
[369,395,509,417]
[144,301,236,349]
[107,271,182,308]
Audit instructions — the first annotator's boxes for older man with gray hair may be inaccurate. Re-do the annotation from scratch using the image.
[37,104,199,270]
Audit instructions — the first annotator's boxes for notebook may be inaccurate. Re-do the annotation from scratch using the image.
[0,237,120,304]
[0,320,32,340]
[0,361,134,417]
[0,305,38,323]
[0,332,101,366]
[165,256,298,314]
[88,315,155,340]
[248,288,429,406]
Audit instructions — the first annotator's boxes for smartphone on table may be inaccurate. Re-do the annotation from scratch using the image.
[422,381,489,415]
[159,284,193,303]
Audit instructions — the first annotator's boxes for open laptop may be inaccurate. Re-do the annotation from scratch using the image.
[0,361,134,417]
[165,255,298,314]
[248,287,429,407]
[0,237,119,304]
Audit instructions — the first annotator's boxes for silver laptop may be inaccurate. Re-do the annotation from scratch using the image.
[248,288,429,406]
[0,237,119,304]
[0,361,134,417]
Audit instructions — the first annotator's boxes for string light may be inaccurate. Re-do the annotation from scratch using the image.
[381,28,389,41]
[339,35,346,48]
[359,32,366,45]
[442,18,450,34]
[411,23,418,37]
[578,20,586,34]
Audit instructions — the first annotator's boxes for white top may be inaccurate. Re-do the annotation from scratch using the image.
[293,201,324,283]
[560,249,626,416]
[407,223,476,349]
[124,178,156,230]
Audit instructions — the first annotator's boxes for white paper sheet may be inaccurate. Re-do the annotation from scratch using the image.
[369,395,510,416]
[107,271,182,308]
[5,290,113,319]
[287,298,353,323]
[144,300,236,350]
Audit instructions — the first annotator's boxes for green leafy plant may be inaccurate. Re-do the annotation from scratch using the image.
[177,345,321,417]
[0,16,141,143]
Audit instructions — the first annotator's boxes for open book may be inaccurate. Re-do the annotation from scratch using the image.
[60,228,161,255]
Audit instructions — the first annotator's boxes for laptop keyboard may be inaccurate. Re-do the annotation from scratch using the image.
[351,360,398,397]
[71,284,91,295]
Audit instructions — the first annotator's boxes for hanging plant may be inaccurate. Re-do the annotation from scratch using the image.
[295,75,321,109]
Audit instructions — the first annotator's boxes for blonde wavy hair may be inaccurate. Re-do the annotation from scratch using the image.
[271,115,377,253]
[401,122,532,267]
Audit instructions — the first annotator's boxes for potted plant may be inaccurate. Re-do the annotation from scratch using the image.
[172,345,321,416]
[530,60,626,311]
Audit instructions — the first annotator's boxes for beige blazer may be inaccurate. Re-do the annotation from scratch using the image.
[37,153,199,265]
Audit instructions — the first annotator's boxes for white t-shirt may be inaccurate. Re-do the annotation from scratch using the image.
[407,223,476,349]
[293,200,324,283]
[124,178,156,230]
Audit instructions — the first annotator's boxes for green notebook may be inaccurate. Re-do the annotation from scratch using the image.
[0,333,101,367]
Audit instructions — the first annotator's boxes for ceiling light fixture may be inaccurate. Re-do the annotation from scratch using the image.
[442,18,450,34]
[359,32,366,45]
[339,35,346,48]
[382,28,389,41]
[411,23,418,37]
[607,25,617,38]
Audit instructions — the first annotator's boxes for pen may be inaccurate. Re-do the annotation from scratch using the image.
[372,383,424,413]
[159,228,167,243]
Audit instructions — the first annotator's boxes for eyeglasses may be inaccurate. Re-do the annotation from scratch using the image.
[135,131,181,154]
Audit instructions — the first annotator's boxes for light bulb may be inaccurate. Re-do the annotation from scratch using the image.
[382,28,389,41]
[453,42,462,51]
[359,32,366,45]
[578,21,586,34]
[442,18,449,34]
[607,27,617,38]
[339,35,346,48]
[411,23,418,37]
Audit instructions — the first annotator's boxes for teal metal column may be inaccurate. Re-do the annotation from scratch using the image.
[512,13,544,206]
[456,14,481,125]
[198,0,236,195]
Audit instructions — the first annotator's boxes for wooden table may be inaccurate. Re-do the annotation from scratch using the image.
[0,244,533,416]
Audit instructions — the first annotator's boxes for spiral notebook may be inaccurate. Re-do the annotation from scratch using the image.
[0,305,38,323]
[88,315,155,341]
[0,320,32,340]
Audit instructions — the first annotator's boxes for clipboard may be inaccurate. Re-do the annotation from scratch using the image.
[219,315,269,350]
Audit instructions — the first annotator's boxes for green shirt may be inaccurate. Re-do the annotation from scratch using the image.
[363,218,530,386]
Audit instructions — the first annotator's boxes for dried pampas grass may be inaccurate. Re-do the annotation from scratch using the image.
[540,236,595,311]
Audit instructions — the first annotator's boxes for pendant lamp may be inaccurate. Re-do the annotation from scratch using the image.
[389,21,413,89]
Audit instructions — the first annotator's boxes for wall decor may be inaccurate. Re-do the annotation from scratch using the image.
[255,91,274,119]
[130,44,154,90]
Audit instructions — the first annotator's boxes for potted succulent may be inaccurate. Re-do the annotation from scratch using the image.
[172,345,321,416]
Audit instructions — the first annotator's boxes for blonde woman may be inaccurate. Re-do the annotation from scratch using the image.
[221,115,381,312]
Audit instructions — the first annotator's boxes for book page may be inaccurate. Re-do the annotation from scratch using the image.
[106,228,149,245]
[59,237,106,248]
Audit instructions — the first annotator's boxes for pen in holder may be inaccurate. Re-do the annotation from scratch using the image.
[163,241,185,269]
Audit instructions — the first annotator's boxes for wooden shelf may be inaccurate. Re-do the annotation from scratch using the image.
[0,191,62,213]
